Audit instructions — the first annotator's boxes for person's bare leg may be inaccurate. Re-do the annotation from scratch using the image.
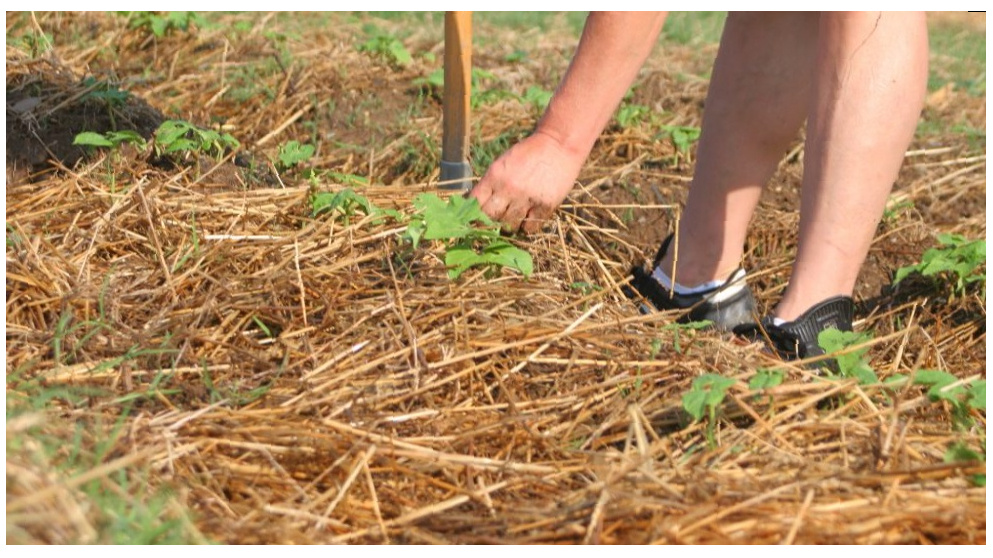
[773,12,928,321]
[657,12,819,287]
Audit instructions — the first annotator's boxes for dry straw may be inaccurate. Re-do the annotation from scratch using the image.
[6,12,985,544]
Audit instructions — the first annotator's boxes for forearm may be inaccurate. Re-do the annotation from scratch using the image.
[536,11,668,158]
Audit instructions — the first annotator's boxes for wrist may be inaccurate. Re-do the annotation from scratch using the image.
[532,109,596,164]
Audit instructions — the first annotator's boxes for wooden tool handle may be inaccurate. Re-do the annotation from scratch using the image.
[441,11,473,190]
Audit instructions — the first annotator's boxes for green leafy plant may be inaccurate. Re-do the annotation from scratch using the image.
[748,369,784,391]
[80,77,131,108]
[893,233,986,297]
[153,120,239,160]
[505,49,528,63]
[616,104,652,130]
[659,125,701,154]
[404,193,533,280]
[913,370,985,429]
[358,30,412,67]
[310,188,398,225]
[913,370,986,486]
[414,67,508,107]
[568,282,602,295]
[9,30,53,56]
[682,373,737,449]
[123,11,203,38]
[275,140,315,172]
[74,130,147,151]
[817,329,877,384]
[944,442,986,487]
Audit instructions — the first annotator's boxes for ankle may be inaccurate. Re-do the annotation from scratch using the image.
[656,253,743,289]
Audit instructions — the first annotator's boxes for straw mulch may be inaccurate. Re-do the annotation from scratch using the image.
[6,12,986,544]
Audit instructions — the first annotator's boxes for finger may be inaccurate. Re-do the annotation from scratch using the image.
[521,204,553,235]
[480,194,510,224]
[467,178,491,205]
[501,198,531,233]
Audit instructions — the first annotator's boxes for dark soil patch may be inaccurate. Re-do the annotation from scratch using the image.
[6,70,165,181]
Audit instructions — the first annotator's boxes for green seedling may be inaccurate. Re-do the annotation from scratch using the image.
[659,125,701,154]
[912,370,984,429]
[122,11,203,38]
[568,282,602,295]
[153,120,240,161]
[748,369,784,391]
[74,130,147,152]
[275,140,316,172]
[944,443,986,487]
[817,329,877,384]
[415,68,506,107]
[311,188,399,225]
[616,104,652,130]
[893,233,985,297]
[81,77,131,108]
[505,49,528,63]
[358,30,412,67]
[9,30,53,56]
[404,193,533,280]
[682,373,737,449]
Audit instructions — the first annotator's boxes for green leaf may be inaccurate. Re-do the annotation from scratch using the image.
[311,188,376,218]
[151,16,169,37]
[682,374,736,422]
[73,132,114,147]
[682,389,707,422]
[404,217,426,249]
[967,380,985,410]
[817,328,876,383]
[851,362,879,385]
[661,125,701,153]
[414,68,445,89]
[388,40,412,66]
[415,194,496,241]
[277,140,316,169]
[616,104,649,130]
[944,442,984,464]
[154,120,192,148]
[164,138,196,154]
[913,369,964,402]
[444,239,533,279]
[106,130,147,150]
[749,369,783,391]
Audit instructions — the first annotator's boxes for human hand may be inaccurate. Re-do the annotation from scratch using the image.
[468,132,585,234]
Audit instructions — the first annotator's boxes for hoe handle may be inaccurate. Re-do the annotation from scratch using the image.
[441,11,473,191]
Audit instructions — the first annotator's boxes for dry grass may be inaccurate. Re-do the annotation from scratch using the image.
[6,12,985,544]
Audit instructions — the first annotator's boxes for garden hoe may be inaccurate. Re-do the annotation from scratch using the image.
[440,11,473,191]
